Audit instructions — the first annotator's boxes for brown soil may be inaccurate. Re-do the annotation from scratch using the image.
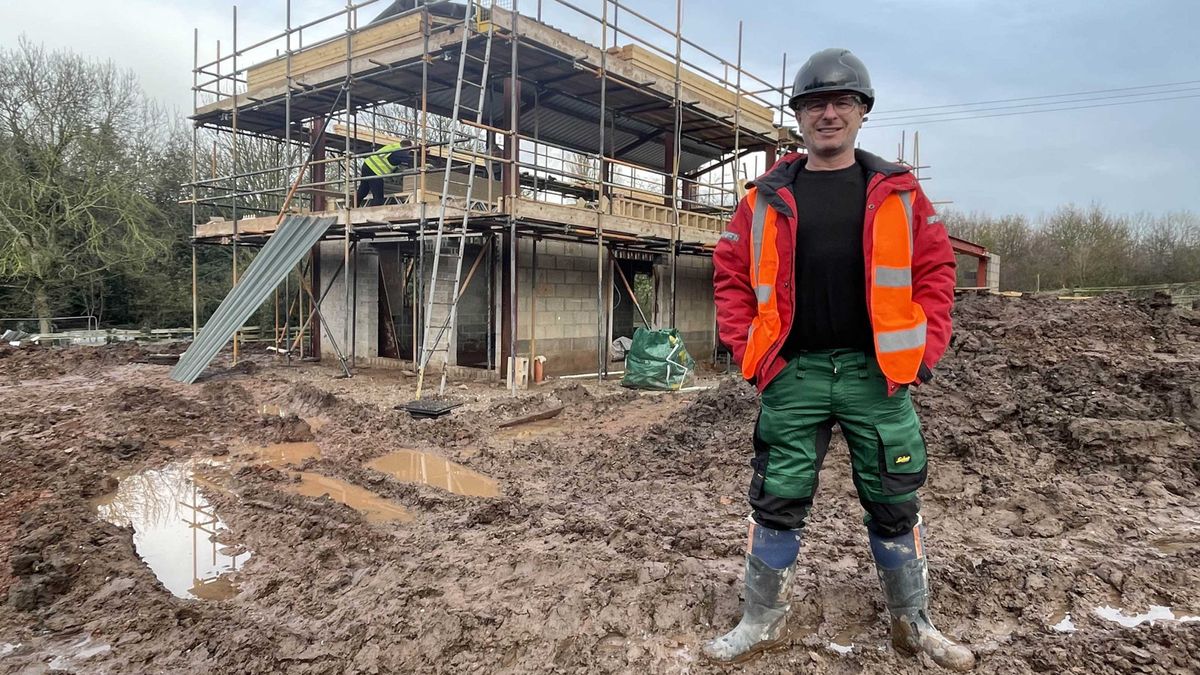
[1,293,1199,674]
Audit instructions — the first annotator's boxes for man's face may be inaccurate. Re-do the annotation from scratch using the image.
[793,93,867,157]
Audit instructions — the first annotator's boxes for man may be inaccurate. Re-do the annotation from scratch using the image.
[705,48,974,671]
[356,139,413,207]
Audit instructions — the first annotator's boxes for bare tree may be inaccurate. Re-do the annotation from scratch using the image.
[0,37,171,332]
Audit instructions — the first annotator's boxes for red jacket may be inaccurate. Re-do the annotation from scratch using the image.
[713,149,956,394]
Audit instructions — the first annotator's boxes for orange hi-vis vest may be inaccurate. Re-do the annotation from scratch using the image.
[740,186,927,385]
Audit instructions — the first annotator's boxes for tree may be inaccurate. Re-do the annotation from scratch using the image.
[1041,204,1133,288]
[942,210,1039,290]
[0,37,171,333]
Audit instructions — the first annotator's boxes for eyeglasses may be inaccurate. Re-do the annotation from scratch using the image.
[797,95,862,115]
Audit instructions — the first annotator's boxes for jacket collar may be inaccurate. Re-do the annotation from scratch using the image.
[747,149,909,218]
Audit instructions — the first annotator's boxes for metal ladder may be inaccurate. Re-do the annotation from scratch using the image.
[415,0,497,398]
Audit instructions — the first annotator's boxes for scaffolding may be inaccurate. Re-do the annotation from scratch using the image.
[186,0,791,392]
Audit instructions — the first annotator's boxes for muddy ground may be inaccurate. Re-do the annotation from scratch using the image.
[1,292,1199,674]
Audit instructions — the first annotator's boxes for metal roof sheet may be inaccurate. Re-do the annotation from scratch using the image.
[169,214,337,384]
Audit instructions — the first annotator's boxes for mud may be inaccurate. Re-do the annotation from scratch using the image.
[1,293,1199,674]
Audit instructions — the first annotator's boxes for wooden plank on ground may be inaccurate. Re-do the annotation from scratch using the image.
[498,405,564,428]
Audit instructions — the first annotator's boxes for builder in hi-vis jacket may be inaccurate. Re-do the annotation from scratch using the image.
[706,48,975,671]
[356,139,413,207]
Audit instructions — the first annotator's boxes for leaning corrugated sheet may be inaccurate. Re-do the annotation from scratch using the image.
[170,215,337,384]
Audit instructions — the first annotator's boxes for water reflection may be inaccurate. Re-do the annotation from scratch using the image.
[288,473,412,523]
[1094,605,1200,627]
[93,461,247,600]
[367,450,498,498]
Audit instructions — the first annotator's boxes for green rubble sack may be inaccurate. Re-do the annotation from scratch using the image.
[621,327,696,391]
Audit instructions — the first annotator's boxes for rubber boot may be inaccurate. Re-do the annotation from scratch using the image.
[702,521,801,664]
[869,520,976,672]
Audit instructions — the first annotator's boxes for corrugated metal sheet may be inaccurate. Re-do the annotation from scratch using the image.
[170,215,337,384]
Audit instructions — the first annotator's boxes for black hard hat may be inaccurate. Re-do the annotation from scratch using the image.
[789,48,875,112]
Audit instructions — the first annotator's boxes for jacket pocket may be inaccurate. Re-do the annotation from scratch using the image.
[875,412,928,496]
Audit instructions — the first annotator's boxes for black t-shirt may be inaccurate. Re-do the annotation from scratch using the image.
[782,162,874,355]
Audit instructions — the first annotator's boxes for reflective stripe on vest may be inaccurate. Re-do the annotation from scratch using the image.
[364,143,408,176]
[870,190,927,384]
[741,187,782,380]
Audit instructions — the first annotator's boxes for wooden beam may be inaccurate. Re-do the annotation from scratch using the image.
[497,405,564,428]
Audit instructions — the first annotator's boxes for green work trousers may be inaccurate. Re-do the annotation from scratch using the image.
[749,349,928,535]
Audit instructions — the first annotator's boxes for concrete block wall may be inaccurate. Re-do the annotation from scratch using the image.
[409,239,492,367]
[318,240,378,362]
[420,240,460,362]
[513,239,604,375]
[316,235,717,375]
[454,243,490,365]
[507,239,717,375]
[660,255,716,361]
[377,248,416,359]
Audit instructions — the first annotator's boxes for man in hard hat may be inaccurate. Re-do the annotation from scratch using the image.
[356,139,413,207]
[706,48,974,670]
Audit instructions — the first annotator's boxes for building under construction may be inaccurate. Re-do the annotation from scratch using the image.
[186,0,794,392]
[185,0,993,392]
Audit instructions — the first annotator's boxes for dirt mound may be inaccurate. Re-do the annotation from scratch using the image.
[549,381,593,405]
[644,376,758,451]
[927,294,1200,491]
[487,393,555,419]
[0,342,150,380]
[270,382,339,416]
[261,415,315,443]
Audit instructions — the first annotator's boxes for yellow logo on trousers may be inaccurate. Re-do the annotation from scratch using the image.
[895,454,911,465]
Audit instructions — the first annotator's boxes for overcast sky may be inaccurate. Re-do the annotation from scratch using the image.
[3,0,1196,219]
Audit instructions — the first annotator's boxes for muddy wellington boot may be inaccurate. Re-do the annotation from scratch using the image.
[869,520,976,672]
[701,521,802,664]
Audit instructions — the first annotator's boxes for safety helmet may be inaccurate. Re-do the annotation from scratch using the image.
[788,48,875,112]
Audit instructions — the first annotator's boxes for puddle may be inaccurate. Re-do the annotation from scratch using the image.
[367,450,498,498]
[495,418,565,439]
[288,472,412,523]
[1094,605,1200,627]
[1050,612,1077,633]
[242,441,321,467]
[93,461,249,600]
[826,620,875,654]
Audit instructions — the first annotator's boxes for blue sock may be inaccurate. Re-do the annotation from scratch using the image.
[748,519,802,569]
[869,519,925,570]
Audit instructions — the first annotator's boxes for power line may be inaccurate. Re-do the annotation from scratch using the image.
[871,79,1200,115]
[866,92,1200,129]
[870,86,1200,122]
